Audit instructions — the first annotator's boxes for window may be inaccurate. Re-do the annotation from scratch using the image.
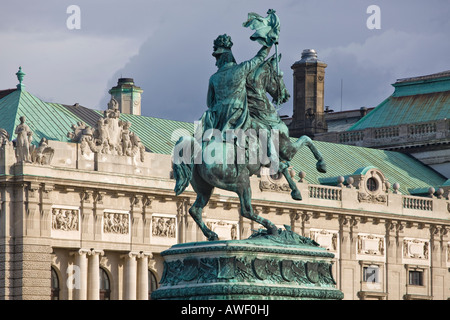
[363,266,379,283]
[409,270,423,286]
[148,270,158,300]
[99,268,111,300]
[51,267,60,300]
[366,177,378,192]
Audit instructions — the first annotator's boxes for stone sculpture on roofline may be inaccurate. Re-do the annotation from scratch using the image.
[153,9,343,300]
[67,97,146,162]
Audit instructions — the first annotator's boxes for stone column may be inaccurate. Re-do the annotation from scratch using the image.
[71,249,89,300]
[87,249,104,300]
[122,252,138,300]
[137,252,152,300]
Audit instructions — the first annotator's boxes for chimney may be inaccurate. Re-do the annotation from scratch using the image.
[108,78,143,115]
[288,49,327,138]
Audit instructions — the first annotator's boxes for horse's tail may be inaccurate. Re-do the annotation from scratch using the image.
[172,136,199,196]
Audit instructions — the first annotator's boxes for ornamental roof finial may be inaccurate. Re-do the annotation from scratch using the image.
[16,66,26,90]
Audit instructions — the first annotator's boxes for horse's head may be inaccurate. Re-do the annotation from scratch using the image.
[266,54,290,106]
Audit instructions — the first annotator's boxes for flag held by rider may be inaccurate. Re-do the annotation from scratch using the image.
[242,9,280,47]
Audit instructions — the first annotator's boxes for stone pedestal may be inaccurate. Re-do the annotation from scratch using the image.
[152,227,343,300]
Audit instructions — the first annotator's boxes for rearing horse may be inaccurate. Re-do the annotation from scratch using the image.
[172,54,326,241]
[246,53,327,200]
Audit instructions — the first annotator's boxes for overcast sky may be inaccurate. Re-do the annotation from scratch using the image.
[0,0,449,122]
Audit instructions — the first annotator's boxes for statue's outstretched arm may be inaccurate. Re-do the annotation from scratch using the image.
[242,45,272,72]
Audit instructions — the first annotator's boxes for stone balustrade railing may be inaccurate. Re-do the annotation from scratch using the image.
[309,185,342,201]
[295,178,449,221]
[316,119,450,149]
[402,195,433,211]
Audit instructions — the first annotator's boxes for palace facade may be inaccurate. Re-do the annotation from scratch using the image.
[0,59,449,300]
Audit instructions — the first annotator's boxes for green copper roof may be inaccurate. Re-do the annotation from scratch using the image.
[348,71,450,131]
[0,86,445,195]
[289,140,446,195]
[0,89,84,145]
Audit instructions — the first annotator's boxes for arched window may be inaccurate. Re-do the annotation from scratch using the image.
[148,270,158,300]
[51,267,60,300]
[99,268,111,300]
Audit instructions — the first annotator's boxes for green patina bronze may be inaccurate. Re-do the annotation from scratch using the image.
[160,10,344,299]
[172,9,326,241]
[173,10,326,241]
[151,226,343,300]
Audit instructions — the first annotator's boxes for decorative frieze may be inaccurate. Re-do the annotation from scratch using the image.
[103,212,129,234]
[206,219,239,240]
[51,206,80,239]
[402,238,430,265]
[259,167,291,193]
[309,229,339,252]
[152,216,176,238]
[356,233,385,262]
[358,192,387,204]
[151,214,177,245]
[52,207,79,231]
[102,210,130,242]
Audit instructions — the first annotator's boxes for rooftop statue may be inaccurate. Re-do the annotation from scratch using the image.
[14,116,33,163]
[67,98,146,162]
[173,10,327,241]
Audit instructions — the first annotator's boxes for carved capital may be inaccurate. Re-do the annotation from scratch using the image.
[120,252,139,260]
[26,182,40,199]
[130,194,143,208]
[80,190,93,203]
[301,212,312,223]
[93,191,106,205]
[339,216,348,227]
[88,249,104,256]
[70,248,90,257]
[289,210,301,222]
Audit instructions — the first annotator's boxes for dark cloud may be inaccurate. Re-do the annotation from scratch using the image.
[0,0,449,122]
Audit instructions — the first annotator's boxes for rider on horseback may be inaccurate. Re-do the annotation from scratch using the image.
[200,34,272,147]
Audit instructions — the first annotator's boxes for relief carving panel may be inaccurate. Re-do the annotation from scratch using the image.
[151,214,177,245]
[51,206,80,239]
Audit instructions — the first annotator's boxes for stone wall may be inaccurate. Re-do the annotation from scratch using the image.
[0,140,449,300]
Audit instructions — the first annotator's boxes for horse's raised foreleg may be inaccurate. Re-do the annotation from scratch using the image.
[292,136,327,173]
[238,185,278,235]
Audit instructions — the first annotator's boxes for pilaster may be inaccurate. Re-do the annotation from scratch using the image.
[80,190,94,241]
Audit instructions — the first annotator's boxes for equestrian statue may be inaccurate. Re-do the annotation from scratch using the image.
[172,9,327,241]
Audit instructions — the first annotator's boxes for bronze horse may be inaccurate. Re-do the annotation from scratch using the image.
[172,54,326,241]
